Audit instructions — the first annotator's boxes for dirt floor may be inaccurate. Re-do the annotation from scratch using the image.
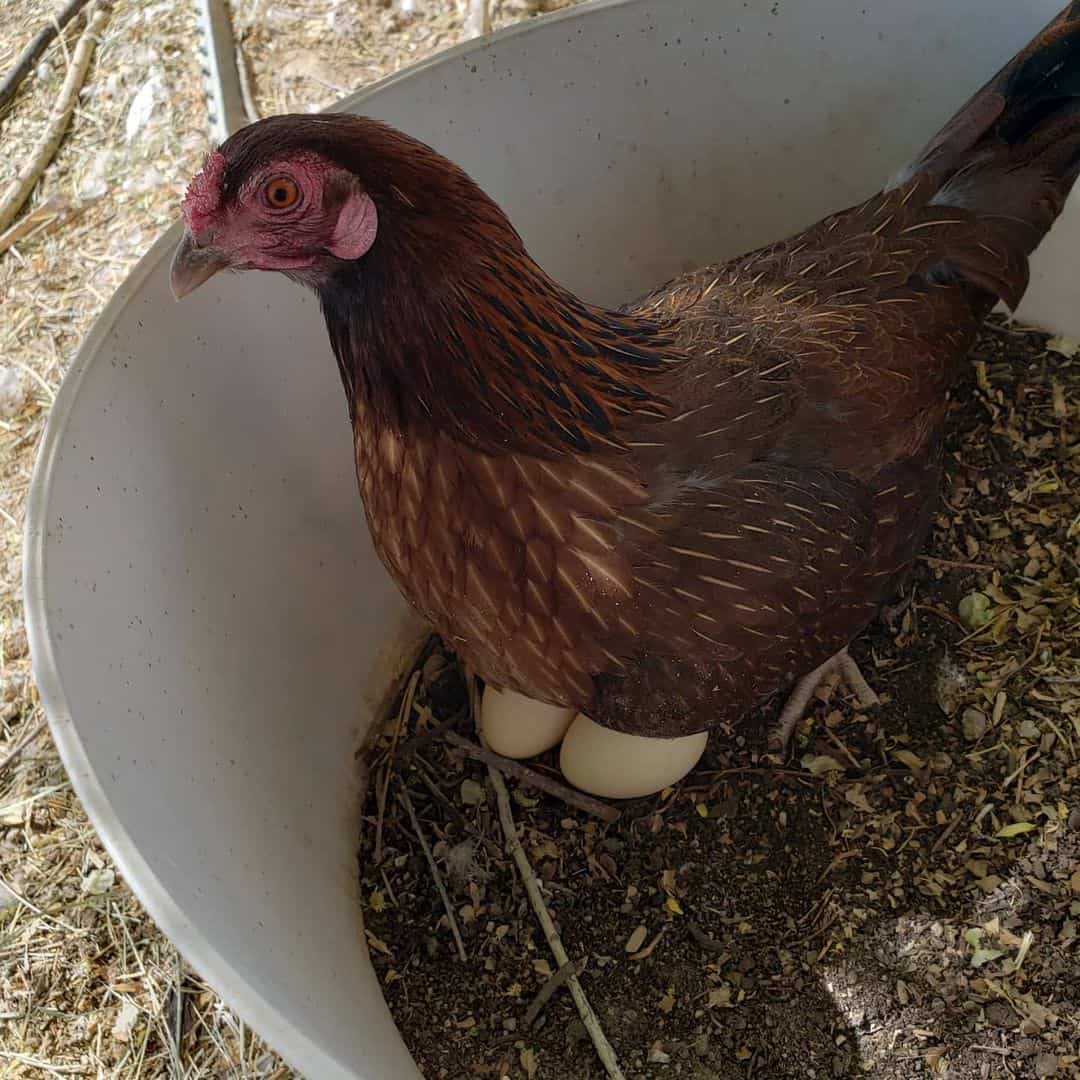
[0,1,1077,1078]
[360,321,1079,1080]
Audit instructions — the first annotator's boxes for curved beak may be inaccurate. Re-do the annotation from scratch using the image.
[169,228,231,300]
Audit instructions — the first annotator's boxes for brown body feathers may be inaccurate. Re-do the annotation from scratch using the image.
[213,4,1080,737]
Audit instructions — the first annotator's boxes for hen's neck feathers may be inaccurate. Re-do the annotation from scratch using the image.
[292,116,680,456]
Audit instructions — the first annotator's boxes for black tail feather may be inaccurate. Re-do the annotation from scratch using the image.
[899,3,1080,187]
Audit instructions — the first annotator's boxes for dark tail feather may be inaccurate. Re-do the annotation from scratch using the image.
[892,3,1080,307]
[902,2,1080,182]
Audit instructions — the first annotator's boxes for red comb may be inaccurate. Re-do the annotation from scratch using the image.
[182,151,226,232]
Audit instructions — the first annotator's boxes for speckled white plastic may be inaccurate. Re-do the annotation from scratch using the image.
[24,1,1077,1076]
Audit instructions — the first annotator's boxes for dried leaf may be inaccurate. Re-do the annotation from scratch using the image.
[629,927,668,961]
[81,868,115,896]
[996,821,1037,838]
[459,779,486,806]
[365,931,393,957]
[926,1045,949,1075]
[958,591,993,629]
[972,946,1005,968]
[1046,334,1080,357]
[962,708,988,741]
[801,753,844,776]
[520,1048,538,1078]
[111,1000,139,1043]
[893,749,926,770]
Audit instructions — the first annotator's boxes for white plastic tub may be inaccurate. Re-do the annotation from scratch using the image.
[24,1,1077,1076]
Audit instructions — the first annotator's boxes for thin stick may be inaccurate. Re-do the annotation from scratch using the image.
[920,555,995,573]
[444,731,620,824]
[0,3,110,235]
[397,788,467,963]
[410,756,502,858]
[0,715,47,775]
[397,713,461,761]
[234,40,259,124]
[0,194,74,257]
[171,951,185,1060]
[523,959,584,1028]
[374,669,420,864]
[487,763,626,1079]
[0,0,94,114]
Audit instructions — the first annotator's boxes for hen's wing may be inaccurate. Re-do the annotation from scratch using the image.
[589,182,988,735]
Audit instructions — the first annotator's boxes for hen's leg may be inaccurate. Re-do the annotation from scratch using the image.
[769,647,879,751]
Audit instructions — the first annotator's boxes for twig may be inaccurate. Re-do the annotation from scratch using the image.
[487,763,626,1079]
[410,755,502,858]
[0,0,94,114]
[171,952,185,1059]
[523,959,584,1028]
[444,731,620,824]
[996,626,1045,692]
[398,788,467,963]
[374,669,420,864]
[0,194,82,257]
[234,39,259,124]
[920,555,995,573]
[0,3,110,235]
[929,810,965,856]
[397,713,461,762]
[0,715,48,774]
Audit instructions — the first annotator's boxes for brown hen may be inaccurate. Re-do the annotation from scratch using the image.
[172,4,1080,747]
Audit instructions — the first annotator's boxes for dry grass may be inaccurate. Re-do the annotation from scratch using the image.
[0,0,568,1074]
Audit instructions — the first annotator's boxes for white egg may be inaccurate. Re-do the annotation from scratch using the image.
[559,714,708,799]
[480,686,575,759]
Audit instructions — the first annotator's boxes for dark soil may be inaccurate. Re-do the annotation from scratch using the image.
[359,321,1079,1079]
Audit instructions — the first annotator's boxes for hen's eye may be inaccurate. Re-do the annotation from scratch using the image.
[264,177,300,209]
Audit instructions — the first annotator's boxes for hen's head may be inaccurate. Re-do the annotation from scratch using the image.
[170,113,501,297]
[172,114,676,453]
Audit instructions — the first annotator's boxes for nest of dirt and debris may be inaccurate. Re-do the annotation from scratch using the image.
[359,320,1078,1080]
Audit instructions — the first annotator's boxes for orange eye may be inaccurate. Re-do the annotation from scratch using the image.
[264,176,299,209]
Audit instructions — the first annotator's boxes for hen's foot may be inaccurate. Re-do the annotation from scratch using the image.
[769,647,880,752]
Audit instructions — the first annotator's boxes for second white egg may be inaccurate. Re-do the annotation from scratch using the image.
[559,714,708,798]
